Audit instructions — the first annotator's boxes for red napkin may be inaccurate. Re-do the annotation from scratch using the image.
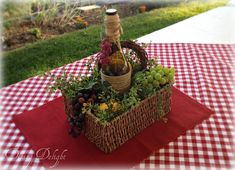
[13,87,213,169]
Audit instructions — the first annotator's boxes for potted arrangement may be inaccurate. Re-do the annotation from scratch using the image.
[139,4,147,13]
[48,9,175,153]
[97,9,132,93]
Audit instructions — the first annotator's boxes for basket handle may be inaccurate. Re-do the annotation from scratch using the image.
[120,40,148,70]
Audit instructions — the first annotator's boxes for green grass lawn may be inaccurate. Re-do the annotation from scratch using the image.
[2,0,228,87]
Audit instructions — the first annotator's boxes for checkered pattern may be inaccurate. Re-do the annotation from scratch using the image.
[0,43,235,170]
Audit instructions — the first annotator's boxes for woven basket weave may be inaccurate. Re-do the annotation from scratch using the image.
[63,84,172,153]
[83,84,172,153]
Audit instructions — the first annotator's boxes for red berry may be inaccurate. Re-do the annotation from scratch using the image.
[90,94,97,101]
[83,94,89,100]
[78,97,85,104]
[74,103,81,111]
[87,98,94,104]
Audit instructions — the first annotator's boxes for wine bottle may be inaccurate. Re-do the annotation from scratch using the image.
[104,9,129,76]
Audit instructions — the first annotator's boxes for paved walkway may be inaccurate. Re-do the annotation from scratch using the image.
[137,2,235,44]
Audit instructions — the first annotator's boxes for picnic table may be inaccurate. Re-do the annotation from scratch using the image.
[1,42,234,169]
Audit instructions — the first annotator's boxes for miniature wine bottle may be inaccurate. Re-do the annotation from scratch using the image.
[104,9,129,76]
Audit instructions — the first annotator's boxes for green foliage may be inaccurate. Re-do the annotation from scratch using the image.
[75,22,87,29]
[48,63,101,100]
[57,2,81,27]
[31,0,81,28]
[32,4,57,27]
[3,20,14,30]
[3,0,31,20]
[28,28,42,39]
[2,1,31,30]
[96,108,111,123]
[34,12,46,25]
[121,86,140,110]
[98,85,121,103]
[48,71,82,100]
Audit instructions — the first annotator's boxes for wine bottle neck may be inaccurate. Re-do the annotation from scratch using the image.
[104,9,122,42]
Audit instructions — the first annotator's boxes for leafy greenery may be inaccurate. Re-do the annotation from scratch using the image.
[122,86,140,109]
[3,0,31,20]
[2,0,228,86]
[28,28,42,39]
[48,58,101,100]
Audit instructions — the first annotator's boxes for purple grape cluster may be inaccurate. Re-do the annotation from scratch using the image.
[68,113,85,137]
[97,39,112,65]
[68,92,99,137]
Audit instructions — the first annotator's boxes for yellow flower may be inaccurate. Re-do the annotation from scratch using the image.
[112,102,119,112]
[99,103,108,111]
[76,16,83,21]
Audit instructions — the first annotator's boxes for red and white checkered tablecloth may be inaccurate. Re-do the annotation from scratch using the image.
[0,43,235,170]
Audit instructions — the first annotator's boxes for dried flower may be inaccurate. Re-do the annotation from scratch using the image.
[99,103,108,111]
[97,39,112,65]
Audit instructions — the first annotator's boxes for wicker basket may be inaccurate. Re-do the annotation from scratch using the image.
[62,40,173,153]
[83,84,172,153]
